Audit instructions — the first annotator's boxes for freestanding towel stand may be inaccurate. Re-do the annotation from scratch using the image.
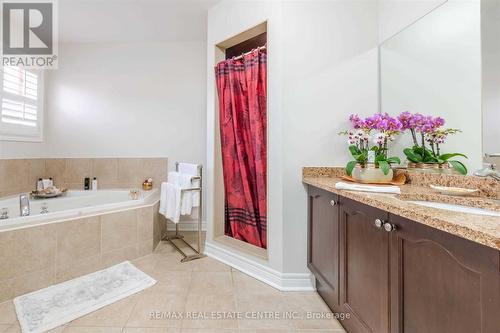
[162,162,205,262]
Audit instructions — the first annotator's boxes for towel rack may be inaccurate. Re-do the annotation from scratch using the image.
[162,162,205,262]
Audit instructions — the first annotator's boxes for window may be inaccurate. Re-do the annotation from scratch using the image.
[0,66,44,141]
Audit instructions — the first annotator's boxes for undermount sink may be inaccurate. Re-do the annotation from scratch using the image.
[408,201,500,217]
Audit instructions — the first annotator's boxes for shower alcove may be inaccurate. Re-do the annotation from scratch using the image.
[211,22,268,260]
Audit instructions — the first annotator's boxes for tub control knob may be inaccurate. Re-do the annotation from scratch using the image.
[374,219,384,228]
[330,200,337,206]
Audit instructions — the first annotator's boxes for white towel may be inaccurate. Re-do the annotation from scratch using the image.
[179,173,194,215]
[160,171,198,223]
[159,181,182,223]
[334,182,401,194]
[178,163,200,207]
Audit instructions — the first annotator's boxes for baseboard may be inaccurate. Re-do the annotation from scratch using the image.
[204,241,315,291]
[166,220,207,231]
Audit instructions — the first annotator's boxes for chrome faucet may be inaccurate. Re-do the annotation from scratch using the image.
[19,194,30,216]
[474,163,500,181]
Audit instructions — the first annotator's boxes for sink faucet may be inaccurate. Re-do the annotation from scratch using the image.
[19,194,30,216]
[474,163,500,181]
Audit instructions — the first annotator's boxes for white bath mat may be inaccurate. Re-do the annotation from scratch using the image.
[14,261,156,333]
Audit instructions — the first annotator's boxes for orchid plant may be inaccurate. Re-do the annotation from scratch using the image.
[397,112,467,174]
[340,113,401,176]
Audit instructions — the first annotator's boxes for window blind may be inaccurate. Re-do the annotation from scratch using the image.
[1,66,39,128]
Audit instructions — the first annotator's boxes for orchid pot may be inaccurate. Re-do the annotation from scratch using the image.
[351,163,394,183]
[397,112,468,175]
[340,113,402,182]
[406,162,459,175]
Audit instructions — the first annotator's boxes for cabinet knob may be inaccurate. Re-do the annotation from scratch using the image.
[374,219,384,228]
[330,200,337,206]
[383,223,397,232]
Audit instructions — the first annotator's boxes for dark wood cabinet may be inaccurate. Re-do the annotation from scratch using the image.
[307,185,500,333]
[339,197,390,333]
[389,214,500,333]
[307,186,340,309]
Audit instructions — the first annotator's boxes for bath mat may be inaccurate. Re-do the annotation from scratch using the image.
[14,261,156,333]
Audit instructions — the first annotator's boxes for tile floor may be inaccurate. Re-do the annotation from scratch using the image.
[0,232,345,333]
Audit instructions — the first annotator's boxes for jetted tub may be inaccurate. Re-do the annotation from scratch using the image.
[0,189,159,231]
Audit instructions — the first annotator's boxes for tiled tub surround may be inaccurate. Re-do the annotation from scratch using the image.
[303,167,500,250]
[0,158,168,197]
[0,197,166,303]
[0,189,158,230]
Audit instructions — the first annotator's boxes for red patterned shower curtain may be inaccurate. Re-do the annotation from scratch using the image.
[215,48,267,249]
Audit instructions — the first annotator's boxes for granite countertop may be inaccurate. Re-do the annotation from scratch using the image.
[303,168,500,250]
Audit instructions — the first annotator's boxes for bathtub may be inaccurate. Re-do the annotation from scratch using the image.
[0,188,164,302]
[0,189,159,231]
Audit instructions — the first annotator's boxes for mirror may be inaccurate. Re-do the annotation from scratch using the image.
[380,0,491,173]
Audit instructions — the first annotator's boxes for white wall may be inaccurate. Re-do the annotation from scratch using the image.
[280,1,379,273]
[0,41,207,169]
[206,0,379,278]
[378,0,447,43]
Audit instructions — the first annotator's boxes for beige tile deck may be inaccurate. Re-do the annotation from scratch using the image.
[0,233,345,333]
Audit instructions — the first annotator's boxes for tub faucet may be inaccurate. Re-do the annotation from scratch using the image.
[19,194,30,217]
[474,163,500,181]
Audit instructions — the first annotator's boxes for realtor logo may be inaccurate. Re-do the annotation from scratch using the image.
[1,0,58,68]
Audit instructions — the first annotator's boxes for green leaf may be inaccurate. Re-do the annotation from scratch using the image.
[386,156,401,165]
[403,148,422,163]
[371,146,379,151]
[349,145,361,157]
[448,160,467,175]
[439,153,468,161]
[378,160,390,175]
[346,161,357,176]
[375,154,385,162]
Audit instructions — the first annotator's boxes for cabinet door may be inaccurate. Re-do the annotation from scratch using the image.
[339,197,390,333]
[308,186,340,309]
[389,214,500,333]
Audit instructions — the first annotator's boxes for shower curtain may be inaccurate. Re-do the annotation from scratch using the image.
[215,47,267,249]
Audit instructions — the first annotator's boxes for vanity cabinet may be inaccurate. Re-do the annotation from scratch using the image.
[307,186,340,309]
[338,197,390,333]
[389,214,500,333]
[307,185,500,333]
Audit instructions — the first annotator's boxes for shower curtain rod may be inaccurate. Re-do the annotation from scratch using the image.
[232,45,266,60]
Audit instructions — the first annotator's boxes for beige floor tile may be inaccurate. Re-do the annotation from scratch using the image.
[188,272,234,296]
[69,295,139,327]
[3,323,66,332]
[153,252,197,272]
[281,292,344,330]
[181,329,237,333]
[62,327,122,333]
[232,271,281,296]
[0,302,16,325]
[191,257,231,272]
[181,294,237,329]
[132,255,161,276]
[125,291,186,328]
[144,272,192,296]
[122,328,180,333]
[0,233,345,333]
[236,294,295,330]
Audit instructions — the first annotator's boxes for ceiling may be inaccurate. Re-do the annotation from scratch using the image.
[58,0,222,43]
